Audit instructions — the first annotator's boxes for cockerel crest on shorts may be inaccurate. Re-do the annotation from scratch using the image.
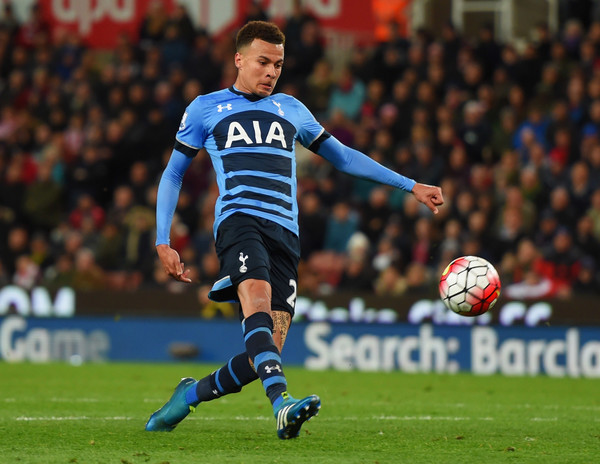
[239,252,249,273]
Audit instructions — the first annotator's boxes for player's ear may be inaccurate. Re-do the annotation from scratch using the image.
[235,52,243,69]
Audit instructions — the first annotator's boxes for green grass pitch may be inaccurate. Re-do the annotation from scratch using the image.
[0,362,598,464]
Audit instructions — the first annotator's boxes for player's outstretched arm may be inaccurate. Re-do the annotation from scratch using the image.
[411,183,444,214]
[315,135,415,191]
[315,135,444,213]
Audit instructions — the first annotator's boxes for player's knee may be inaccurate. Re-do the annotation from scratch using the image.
[238,279,272,316]
[245,295,271,315]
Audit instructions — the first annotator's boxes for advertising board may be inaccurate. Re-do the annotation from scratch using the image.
[2,315,599,378]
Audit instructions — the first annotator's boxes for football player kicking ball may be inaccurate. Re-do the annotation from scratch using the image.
[145,20,443,439]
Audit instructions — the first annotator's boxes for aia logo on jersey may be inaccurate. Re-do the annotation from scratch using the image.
[213,110,296,152]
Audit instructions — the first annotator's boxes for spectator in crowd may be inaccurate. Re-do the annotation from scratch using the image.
[2,225,29,276]
[337,232,376,292]
[588,188,600,239]
[572,256,600,294]
[411,216,437,266]
[374,262,407,296]
[568,160,593,216]
[404,262,432,294]
[535,227,582,297]
[122,204,155,278]
[458,100,491,164]
[519,165,546,211]
[139,0,169,47]
[42,253,74,290]
[475,23,501,82]
[283,18,324,86]
[95,221,125,272]
[493,205,527,259]
[71,247,105,290]
[68,194,105,231]
[324,201,359,253]
[586,143,600,187]
[304,59,335,119]
[12,254,40,289]
[547,185,577,230]
[128,161,153,206]
[23,159,63,233]
[29,232,54,272]
[66,144,110,206]
[244,1,269,23]
[161,24,189,69]
[328,66,366,120]
[360,186,393,243]
[575,215,600,264]
[503,238,554,300]
[169,4,196,47]
[298,191,327,260]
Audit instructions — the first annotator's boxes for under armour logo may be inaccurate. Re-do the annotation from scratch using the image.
[272,100,284,116]
[217,104,232,112]
[265,365,282,374]
[239,252,248,273]
[212,389,219,396]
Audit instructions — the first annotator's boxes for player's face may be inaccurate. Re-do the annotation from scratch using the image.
[234,39,284,97]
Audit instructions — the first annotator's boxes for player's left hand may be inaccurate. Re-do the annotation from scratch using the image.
[412,183,444,214]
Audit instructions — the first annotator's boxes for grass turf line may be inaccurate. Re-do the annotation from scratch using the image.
[0,362,598,464]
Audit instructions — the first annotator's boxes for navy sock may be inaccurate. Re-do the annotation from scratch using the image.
[242,312,287,405]
[185,353,259,405]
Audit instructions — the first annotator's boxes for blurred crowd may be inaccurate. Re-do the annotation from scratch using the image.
[1,1,600,304]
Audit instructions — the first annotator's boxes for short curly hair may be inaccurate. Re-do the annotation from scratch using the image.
[236,21,285,51]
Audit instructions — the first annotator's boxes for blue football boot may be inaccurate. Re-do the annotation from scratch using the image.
[274,392,321,439]
[145,377,198,431]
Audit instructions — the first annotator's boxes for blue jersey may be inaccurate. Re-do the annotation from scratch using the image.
[156,86,416,246]
[175,86,324,237]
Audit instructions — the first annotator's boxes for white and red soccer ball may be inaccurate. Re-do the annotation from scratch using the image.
[439,256,501,317]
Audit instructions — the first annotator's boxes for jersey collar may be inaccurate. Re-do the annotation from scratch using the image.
[228,85,264,102]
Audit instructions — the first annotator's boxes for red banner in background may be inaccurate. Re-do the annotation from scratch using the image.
[38,0,177,48]
[296,0,376,34]
[33,0,383,49]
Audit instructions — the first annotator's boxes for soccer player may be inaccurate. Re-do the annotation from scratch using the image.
[145,21,444,439]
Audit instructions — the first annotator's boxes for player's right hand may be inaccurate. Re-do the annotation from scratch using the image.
[411,183,444,214]
[156,244,192,283]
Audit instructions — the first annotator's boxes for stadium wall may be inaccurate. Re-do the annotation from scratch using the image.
[1,285,599,326]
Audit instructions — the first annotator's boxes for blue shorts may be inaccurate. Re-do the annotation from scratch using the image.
[208,214,300,316]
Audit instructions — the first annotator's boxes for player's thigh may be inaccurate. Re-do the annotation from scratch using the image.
[210,215,273,304]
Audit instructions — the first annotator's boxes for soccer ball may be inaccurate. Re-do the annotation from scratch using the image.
[439,256,501,317]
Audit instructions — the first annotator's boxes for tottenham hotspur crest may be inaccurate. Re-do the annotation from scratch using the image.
[239,252,248,273]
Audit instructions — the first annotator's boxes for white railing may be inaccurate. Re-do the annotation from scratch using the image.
[411,0,559,42]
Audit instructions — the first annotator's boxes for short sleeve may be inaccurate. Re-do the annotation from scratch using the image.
[293,98,325,148]
[175,96,207,149]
